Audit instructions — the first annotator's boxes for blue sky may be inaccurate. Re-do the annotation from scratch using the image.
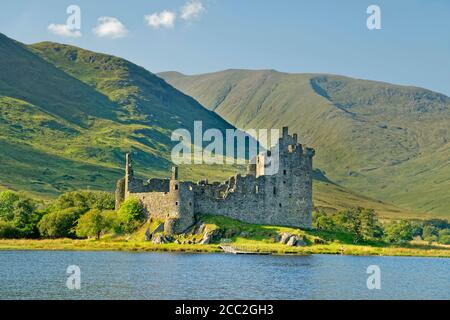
[1,0,449,95]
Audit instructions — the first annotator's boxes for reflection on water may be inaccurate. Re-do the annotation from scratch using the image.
[0,251,448,300]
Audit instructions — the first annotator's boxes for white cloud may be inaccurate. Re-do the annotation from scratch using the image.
[48,24,81,38]
[93,17,128,39]
[180,0,206,21]
[144,10,176,29]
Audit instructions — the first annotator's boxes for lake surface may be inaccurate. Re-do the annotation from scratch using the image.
[0,251,448,300]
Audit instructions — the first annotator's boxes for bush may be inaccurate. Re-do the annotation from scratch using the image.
[313,211,335,231]
[384,220,413,244]
[313,208,383,243]
[422,225,439,243]
[0,191,40,238]
[117,197,144,233]
[75,209,113,240]
[0,221,21,239]
[51,191,115,212]
[38,207,84,238]
[438,229,450,245]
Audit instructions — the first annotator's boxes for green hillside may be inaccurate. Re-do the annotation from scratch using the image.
[159,70,450,216]
[0,33,238,197]
[0,33,441,220]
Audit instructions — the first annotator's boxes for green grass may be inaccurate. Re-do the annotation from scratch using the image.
[0,209,448,258]
[313,180,434,221]
[189,215,450,257]
[160,70,450,217]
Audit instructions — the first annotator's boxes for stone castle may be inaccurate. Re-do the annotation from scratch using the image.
[115,127,315,235]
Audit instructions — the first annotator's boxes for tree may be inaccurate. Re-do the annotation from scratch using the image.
[438,229,450,245]
[51,191,114,212]
[313,212,335,231]
[422,225,439,243]
[358,208,384,240]
[313,208,383,243]
[0,191,40,238]
[332,210,362,242]
[0,191,19,221]
[0,221,21,239]
[117,197,144,233]
[38,207,84,238]
[384,220,413,244]
[75,209,112,240]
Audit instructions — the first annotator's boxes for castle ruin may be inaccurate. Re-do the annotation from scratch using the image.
[115,127,315,234]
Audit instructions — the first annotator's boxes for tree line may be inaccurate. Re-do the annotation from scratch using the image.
[0,191,144,240]
[313,208,450,245]
[0,190,449,245]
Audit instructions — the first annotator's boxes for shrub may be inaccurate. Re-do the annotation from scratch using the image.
[422,225,439,243]
[117,197,144,233]
[0,191,40,238]
[438,229,450,245]
[313,211,335,231]
[0,221,21,239]
[384,220,413,244]
[50,191,114,212]
[313,207,383,243]
[38,207,84,238]
[75,209,112,240]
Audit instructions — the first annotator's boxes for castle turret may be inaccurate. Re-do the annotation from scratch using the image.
[124,152,133,195]
[165,166,195,235]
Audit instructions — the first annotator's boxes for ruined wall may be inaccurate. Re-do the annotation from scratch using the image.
[132,181,195,234]
[193,156,312,228]
[193,130,314,229]
[116,127,315,234]
[127,177,170,194]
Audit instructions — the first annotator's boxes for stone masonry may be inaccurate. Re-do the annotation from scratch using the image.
[115,127,315,234]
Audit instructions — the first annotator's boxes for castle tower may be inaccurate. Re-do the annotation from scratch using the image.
[124,152,133,195]
[164,166,195,235]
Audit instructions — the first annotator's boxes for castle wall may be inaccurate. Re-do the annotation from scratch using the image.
[193,150,313,228]
[116,127,314,234]
[127,177,170,194]
[132,182,195,234]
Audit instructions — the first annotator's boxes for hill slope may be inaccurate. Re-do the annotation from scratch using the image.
[159,70,450,216]
[0,33,238,197]
[0,34,428,220]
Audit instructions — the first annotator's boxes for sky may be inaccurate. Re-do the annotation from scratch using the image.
[1,0,449,95]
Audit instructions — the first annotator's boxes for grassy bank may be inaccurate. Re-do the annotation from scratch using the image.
[1,214,449,257]
[1,238,449,258]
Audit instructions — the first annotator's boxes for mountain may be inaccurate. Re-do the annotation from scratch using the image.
[0,33,238,197]
[159,69,450,216]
